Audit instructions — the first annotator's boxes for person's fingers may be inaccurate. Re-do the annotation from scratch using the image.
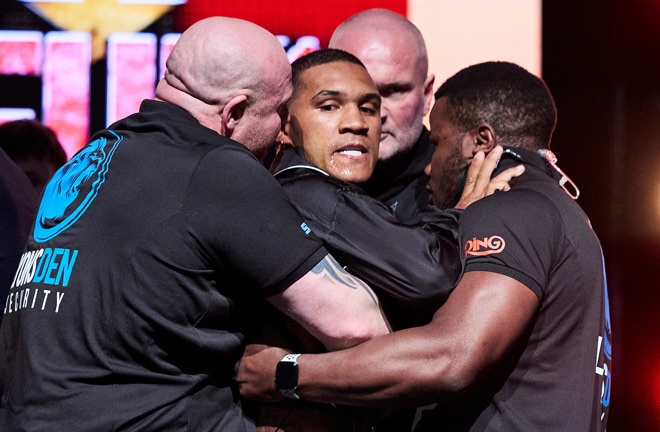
[491,164,525,184]
[486,182,509,194]
[475,145,503,189]
[459,146,503,202]
[454,151,525,209]
[464,146,504,198]
[485,166,524,194]
[462,150,486,196]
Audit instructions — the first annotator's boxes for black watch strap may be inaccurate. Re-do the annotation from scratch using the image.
[275,353,302,399]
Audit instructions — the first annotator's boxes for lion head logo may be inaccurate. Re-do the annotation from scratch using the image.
[34,131,122,242]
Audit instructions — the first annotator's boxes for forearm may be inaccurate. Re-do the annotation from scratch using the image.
[237,313,487,408]
[295,323,465,408]
[293,272,538,407]
[243,272,538,408]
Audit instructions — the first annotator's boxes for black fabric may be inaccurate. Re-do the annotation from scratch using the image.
[414,148,612,432]
[362,127,434,222]
[0,100,328,431]
[0,148,37,327]
[273,147,464,330]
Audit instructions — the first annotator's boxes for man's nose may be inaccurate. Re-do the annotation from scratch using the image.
[339,106,369,134]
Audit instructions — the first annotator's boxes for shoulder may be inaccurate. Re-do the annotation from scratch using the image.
[278,167,362,194]
[198,141,267,176]
[460,184,565,296]
[278,168,370,218]
[185,143,287,208]
[461,185,565,262]
[462,184,561,228]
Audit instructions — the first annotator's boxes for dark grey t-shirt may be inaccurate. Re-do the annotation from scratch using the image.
[0,100,327,431]
[414,149,612,432]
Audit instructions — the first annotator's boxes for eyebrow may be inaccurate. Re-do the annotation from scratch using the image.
[378,82,414,91]
[311,90,381,104]
[311,90,342,100]
[362,93,382,104]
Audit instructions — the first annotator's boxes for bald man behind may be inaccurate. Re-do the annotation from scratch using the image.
[330,9,435,221]
[0,17,388,431]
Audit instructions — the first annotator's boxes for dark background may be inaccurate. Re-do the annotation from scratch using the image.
[543,0,660,430]
[1,0,659,429]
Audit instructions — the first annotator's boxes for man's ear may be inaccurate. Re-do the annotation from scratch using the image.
[279,120,294,147]
[422,74,436,116]
[271,123,294,172]
[221,94,248,138]
[473,123,497,154]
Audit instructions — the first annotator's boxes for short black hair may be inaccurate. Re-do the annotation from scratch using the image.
[435,61,557,150]
[291,49,366,97]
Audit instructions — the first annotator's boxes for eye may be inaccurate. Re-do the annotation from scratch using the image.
[379,84,411,98]
[359,104,378,115]
[318,103,338,112]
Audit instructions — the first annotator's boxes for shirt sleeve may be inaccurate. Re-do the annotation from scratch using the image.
[183,146,328,297]
[458,188,563,301]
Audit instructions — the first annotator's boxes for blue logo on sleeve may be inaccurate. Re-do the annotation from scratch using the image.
[34,131,122,242]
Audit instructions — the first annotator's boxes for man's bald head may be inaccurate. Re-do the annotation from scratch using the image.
[155,17,292,159]
[330,9,434,160]
[330,9,428,82]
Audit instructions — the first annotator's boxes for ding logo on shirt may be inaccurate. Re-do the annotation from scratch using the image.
[34,131,122,242]
[464,236,506,257]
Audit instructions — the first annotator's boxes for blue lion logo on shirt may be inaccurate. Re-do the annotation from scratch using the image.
[34,131,122,242]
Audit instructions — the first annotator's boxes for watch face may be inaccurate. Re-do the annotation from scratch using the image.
[275,360,298,390]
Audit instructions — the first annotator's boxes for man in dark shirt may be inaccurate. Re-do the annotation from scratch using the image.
[238,61,612,432]
[329,9,436,221]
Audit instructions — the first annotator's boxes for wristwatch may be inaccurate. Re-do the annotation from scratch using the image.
[275,353,302,399]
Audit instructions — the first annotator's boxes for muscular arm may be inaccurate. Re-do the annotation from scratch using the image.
[267,254,391,351]
[238,270,538,407]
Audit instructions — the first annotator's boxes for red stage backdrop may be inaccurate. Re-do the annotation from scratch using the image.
[174,0,406,48]
[1,0,540,157]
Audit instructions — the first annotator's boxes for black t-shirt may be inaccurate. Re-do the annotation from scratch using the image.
[414,148,612,432]
[0,100,328,431]
[274,148,464,329]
